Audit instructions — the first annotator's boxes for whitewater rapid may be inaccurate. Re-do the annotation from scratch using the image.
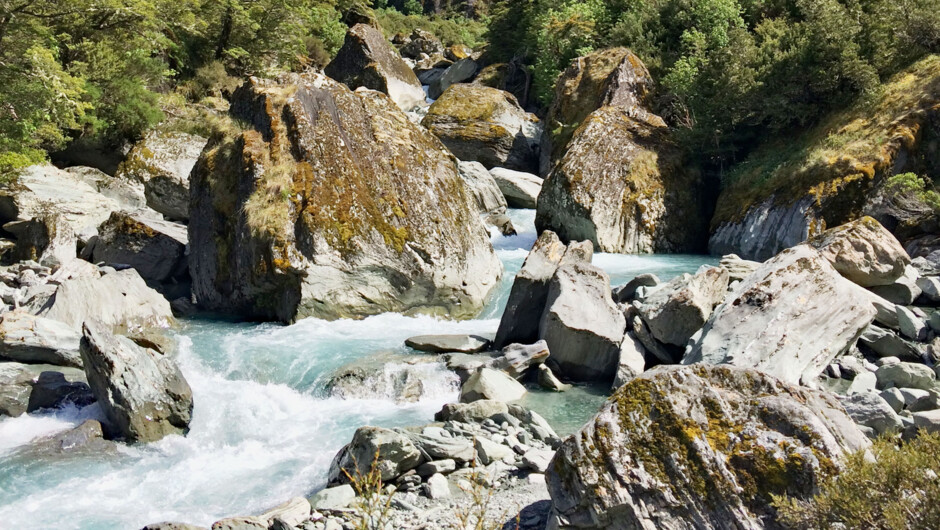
[0,210,716,529]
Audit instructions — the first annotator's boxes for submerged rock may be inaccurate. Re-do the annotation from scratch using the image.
[325,24,426,111]
[0,362,86,417]
[535,106,707,253]
[684,245,877,385]
[26,370,94,412]
[405,334,490,354]
[421,84,541,173]
[189,72,501,322]
[547,365,870,529]
[80,322,193,443]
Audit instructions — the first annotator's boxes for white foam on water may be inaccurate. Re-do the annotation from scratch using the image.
[0,403,103,456]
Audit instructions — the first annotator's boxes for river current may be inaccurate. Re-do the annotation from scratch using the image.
[0,209,715,529]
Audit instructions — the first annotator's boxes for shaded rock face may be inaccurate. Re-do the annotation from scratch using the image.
[421,84,541,173]
[809,216,910,287]
[91,212,188,283]
[189,73,501,322]
[709,196,816,261]
[325,24,426,111]
[0,362,86,417]
[547,365,870,530]
[540,48,656,176]
[4,213,76,267]
[473,61,532,108]
[684,245,877,385]
[535,107,708,253]
[399,29,444,59]
[116,131,207,222]
[80,322,192,442]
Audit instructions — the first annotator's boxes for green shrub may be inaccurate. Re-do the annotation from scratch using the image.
[885,173,940,212]
[773,432,940,530]
[374,8,488,47]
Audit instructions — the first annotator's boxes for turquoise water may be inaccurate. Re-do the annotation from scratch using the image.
[0,210,716,529]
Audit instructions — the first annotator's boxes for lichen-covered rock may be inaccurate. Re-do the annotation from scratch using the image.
[80,321,193,442]
[4,213,76,267]
[116,131,207,222]
[540,48,656,176]
[539,262,625,382]
[399,29,443,59]
[535,107,708,253]
[325,24,426,111]
[809,216,910,287]
[421,84,541,172]
[190,73,501,322]
[474,61,533,108]
[328,426,423,485]
[637,266,729,347]
[91,212,188,283]
[546,364,871,530]
[684,245,877,385]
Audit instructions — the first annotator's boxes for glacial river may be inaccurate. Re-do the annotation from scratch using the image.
[0,210,715,529]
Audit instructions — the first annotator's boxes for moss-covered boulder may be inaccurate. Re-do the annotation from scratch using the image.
[535,107,708,253]
[115,131,207,222]
[540,48,655,176]
[400,28,444,59]
[325,23,426,111]
[547,364,871,530]
[189,73,502,322]
[474,62,532,108]
[421,84,541,172]
[710,56,940,261]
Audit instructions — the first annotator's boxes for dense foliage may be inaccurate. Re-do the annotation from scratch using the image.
[0,0,347,176]
[487,0,940,162]
[773,432,940,529]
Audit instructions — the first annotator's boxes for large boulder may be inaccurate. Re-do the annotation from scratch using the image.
[79,322,193,442]
[0,311,82,367]
[684,245,877,385]
[459,366,528,402]
[38,269,175,331]
[399,29,443,59]
[421,84,541,172]
[535,106,708,253]
[115,131,207,222]
[489,168,542,209]
[637,266,729,347]
[0,165,129,235]
[547,365,871,529]
[494,231,574,348]
[809,216,910,287]
[328,426,423,484]
[90,212,188,283]
[539,262,625,382]
[428,58,478,100]
[4,213,76,267]
[325,23,426,111]
[540,48,656,175]
[457,161,507,217]
[190,73,501,322]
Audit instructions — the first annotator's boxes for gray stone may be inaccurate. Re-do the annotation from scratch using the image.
[259,498,310,528]
[474,436,514,465]
[435,400,508,423]
[880,388,905,412]
[836,355,867,379]
[210,517,267,530]
[459,367,527,403]
[847,371,878,394]
[428,58,478,100]
[547,365,870,529]
[537,364,570,392]
[91,212,188,283]
[612,332,645,391]
[899,388,931,406]
[810,216,911,287]
[424,473,451,499]
[859,325,923,362]
[494,231,570,348]
[80,322,193,442]
[487,341,549,379]
[328,426,423,485]
[5,213,76,267]
[416,459,456,477]
[405,335,490,354]
[540,263,625,382]
[637,266,729,347]
[916,276,940,304]
[897,306,929,341]
[840,391,903,434]
[876,362,936,390]
[143,522,208,530]
[404,431,475,463]
[39,269,175,331]
[27,371,94,412]
[718,254,761,282]
[325,24,425,111]
[521,449,554,473]
[0,362,85,417]
[612,274,660,304]
[684,245,876,385]
[458,161,507,217]
[912,409,940,433]
[629,314,674,364]
[870,265,923,305]
[0,311,82,367]
[909,392,940,413]
[489,168,542,209]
